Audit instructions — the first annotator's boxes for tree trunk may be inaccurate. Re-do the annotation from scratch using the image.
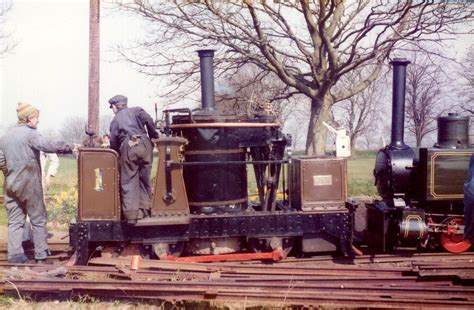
[415,128,422,147]
[350,133,357,152]
[305,95,332,155]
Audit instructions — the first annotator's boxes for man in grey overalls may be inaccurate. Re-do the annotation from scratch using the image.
[0,103,71,263]
[108,95,159,223]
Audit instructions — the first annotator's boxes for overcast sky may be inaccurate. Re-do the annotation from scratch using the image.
[0,0,472,148]
[0,0,162,134]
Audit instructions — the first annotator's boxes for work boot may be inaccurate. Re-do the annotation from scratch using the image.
[124,209,139,224]
[22,239,34,250]
[8,253,28,264]
[34,249,51,263]
[138,208,151,219]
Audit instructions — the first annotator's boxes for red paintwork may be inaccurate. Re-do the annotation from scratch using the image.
[162,249,287,263]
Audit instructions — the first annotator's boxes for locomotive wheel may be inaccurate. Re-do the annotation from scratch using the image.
[153,242,185,258]
[248,237,294,254]
[440,217,471,253]
[186,238,241,255]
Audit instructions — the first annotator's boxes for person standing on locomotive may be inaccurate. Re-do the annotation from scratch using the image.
[0,103,72,264]
[108,95,159,223]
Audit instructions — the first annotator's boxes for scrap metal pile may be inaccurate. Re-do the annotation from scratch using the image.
[1,247,474,308]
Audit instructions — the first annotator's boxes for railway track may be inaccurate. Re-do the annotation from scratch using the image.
[0,250,474,307]
[0,242,72,263]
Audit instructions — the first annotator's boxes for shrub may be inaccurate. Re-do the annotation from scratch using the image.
[47,186,77,225]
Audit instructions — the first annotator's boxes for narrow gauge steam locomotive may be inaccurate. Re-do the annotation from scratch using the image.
[69,50,353,265]
[367,59,473,253]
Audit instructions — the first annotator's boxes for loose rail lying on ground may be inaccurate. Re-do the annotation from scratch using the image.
[1,251,474,308]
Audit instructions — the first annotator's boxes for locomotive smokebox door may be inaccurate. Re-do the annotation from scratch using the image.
[78,148,120,220]
[289,156,347,211]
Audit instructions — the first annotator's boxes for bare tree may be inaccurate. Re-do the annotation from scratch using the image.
[214,64,303,127]
[116,0,473,155]
[0,1,15,56]
[331,67,386,151]
[459,45,474,115]
[59,116,87,145]
[40,128,61,140]
[99,114,113,136]
[404,51,451,147]
[285,111,310,150]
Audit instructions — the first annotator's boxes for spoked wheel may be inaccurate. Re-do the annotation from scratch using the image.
[440,217,471,253]
[248,237,294,254]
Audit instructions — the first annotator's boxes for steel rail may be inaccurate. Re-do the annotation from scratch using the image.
[2,278,474,307]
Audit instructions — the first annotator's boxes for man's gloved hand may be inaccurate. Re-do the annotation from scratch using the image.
[62,144,79,154]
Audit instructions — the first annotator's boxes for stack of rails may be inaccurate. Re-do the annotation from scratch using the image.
[1,254,473,308]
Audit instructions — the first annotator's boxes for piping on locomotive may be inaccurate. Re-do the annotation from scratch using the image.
[367,59,473,253]
[69,50,353,265]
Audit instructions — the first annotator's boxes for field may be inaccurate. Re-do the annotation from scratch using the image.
[0,151,377,225]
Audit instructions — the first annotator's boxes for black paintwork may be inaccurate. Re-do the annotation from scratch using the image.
[71,209,353,265]
[436,113,470,149]
[389,58,410,149]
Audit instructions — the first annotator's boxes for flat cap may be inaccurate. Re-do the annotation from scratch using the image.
[108,95,128,105]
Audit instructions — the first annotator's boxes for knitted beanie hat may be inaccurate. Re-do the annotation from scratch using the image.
[16,102,38,121]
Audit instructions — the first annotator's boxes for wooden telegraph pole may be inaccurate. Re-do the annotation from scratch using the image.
[88,0,100,135]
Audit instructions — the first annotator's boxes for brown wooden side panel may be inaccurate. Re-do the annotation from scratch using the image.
[152,137,190,218]
[79,148,120,221]
[290,156,347,211]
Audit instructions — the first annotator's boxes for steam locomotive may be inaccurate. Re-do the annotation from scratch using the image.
[69,50,352,265]
[367,59,473,253]
[69,52,472,265]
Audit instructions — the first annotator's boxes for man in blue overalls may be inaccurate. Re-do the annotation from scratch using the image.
[108,95,159,224]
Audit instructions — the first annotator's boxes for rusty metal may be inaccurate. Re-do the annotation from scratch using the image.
[2,254,474,307]
[87,257,413,277]
[130,255,141,271]
[2,277,474,308]
[162,249,286,263]
[0,242,72,263]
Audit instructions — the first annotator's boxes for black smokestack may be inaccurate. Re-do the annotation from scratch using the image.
[197,49,215,110]
[389,58,410,149]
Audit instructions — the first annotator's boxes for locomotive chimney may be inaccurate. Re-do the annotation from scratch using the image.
[198,49,216,111]
[389,58,411,149]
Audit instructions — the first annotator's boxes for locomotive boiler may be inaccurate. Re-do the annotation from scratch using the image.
[69,50,353,264]
[367,59,473,253]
